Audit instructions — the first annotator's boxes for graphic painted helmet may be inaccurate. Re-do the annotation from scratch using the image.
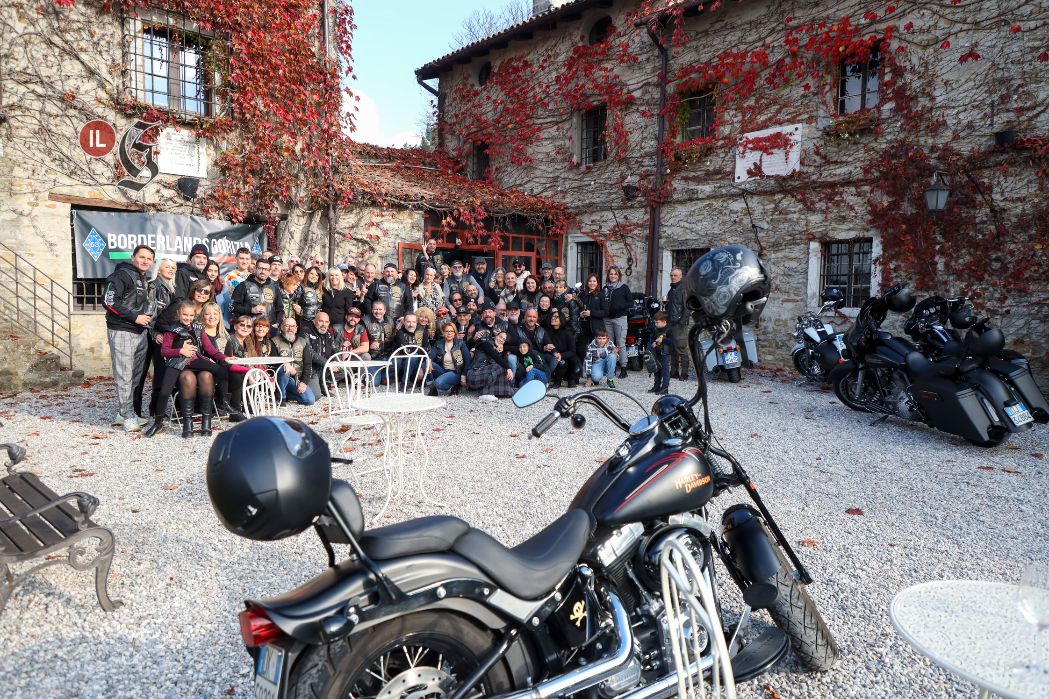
[683,245,770,325]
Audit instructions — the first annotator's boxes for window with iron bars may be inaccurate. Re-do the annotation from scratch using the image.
[580,106,607,165]
[575,241,603,286]
[820,238,873,307]
[124,12,228,119]
[671,247,710,273]
[680,91,715,141]
[837,46,880,115]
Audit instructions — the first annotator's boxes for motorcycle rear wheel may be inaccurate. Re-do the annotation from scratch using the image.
[289,612,513,699]
[764,545,840,672]
[726,368,742,383]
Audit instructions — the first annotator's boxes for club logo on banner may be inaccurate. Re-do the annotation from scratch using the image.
[82,228,107,262]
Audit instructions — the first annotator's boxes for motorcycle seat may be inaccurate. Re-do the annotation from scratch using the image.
[452,509,593,600]
[361,516,470,560]
[906,352,955,378]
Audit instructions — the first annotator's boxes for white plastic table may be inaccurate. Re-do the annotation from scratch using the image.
[350,394,446,521]
[890,580,1049,699]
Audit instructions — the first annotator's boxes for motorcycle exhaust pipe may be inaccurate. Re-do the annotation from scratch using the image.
[620,656,716,699]
[498,591,633,699]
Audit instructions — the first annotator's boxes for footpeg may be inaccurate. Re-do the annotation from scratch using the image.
[730,627,790,682]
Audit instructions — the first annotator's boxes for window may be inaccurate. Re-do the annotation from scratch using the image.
[837,46,880,115]
[126,13,227,119]
[478,62,492,87]
[821,238,873,307]
[588,16,613,45]
[580,106,607,165]
[672,247,710,273]
[470,142,491,180]
[575,241,603,285]
[680,91,715,141]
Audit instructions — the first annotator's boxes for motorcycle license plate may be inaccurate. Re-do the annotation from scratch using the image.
[834,334,846,352]
[1005,402,1034,426]
[254,644,284,699]
[626,345,639,357]
[723,351,741,367]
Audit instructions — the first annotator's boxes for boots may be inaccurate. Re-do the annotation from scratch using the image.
[618,365,628,379]
[217,398,245,423]
[180,398,195,439]
[142,416,167,437]
[199,399,214,437]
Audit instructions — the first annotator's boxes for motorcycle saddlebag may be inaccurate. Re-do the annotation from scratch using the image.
[909,376,1003,443]
[988,359,1049,423]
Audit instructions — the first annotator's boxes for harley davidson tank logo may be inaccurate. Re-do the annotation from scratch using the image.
[569,601,587,627]
[675,472,712,494]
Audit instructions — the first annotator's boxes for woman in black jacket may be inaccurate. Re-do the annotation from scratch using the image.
[547,311,580,388]
[604,265,632,379]
[136,258,177,420]
[575,273,608,362]
[466,329,516,399]
[322,268,355,337]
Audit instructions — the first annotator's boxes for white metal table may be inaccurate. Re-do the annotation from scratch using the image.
[350,394,446,521]
[226,355,292,370]
[890,580,1049,699]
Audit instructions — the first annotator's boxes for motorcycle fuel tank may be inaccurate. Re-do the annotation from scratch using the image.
[571,445,716,528]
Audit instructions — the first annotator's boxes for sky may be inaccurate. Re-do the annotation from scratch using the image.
[348,0,503,147]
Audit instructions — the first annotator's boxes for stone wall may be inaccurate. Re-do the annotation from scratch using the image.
[436,0,1049,379]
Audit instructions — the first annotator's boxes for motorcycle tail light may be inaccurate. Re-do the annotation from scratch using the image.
[239,606,285,648]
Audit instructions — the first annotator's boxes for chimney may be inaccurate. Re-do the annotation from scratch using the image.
[533,0,572,15]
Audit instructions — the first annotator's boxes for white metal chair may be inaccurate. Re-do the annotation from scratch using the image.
[324,352,384,459]
[242,368,278,418]
[385,344,432,395]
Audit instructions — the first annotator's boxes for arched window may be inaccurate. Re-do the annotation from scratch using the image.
[478,61,492,87]
[588,16,613,45]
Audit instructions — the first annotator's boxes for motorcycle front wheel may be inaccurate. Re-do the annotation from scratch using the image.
[792,349,822,381]
[764,544,840,672]
[832,367,877,412]
[289,612,513,699]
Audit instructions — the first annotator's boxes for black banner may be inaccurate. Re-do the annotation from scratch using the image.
[72,210,264,278]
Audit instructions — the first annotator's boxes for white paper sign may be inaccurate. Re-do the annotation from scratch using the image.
[734,124,802,182]
[157,128,209,179]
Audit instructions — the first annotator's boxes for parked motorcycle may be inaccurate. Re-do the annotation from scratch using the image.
[207,329,838,699]
[626,294,662,372]
[699,320,758,383]
[830,285,1036,446]
[791,288,847,382]
[905,295,1049,427]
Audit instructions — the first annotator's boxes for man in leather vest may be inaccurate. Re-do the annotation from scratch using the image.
[468,304,506,348]
[272,317,315,405]
[231,257,285,328]
[391,313,429,389]
[363,300,395,361]
[443,259,484,303]
[175,242,209,298]
[299,311,339,397]
[665,267,692,380]
[366,263,409,321]
[103,245,154,432]
[415,237,444,281]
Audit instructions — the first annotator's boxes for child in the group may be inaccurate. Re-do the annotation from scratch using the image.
[648,311,672,395]
[516,341,549,385]
[583,328,619,388]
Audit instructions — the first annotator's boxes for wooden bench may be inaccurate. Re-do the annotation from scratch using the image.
[0,441,121,615]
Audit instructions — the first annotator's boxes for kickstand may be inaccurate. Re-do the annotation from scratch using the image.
[869,414,889,426]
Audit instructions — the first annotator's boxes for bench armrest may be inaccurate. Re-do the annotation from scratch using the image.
[2,443,28,475]
[0,492,99,530]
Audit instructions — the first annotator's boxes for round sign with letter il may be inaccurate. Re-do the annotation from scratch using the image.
[79,120,117,158]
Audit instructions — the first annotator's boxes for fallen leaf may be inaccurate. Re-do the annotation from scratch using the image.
[161,484,178,491]
[750,433,760,438]
[68,471,95,478]
[976,465,994,471]
[797,539,820,548]
[763,683,782,699]
[90,433,108,440]
[1002,466,1020,474]
[846,508,864,516]
[334,425,351,433]
[510,432,520,438]
[803,413,814,420]
[761,390,773,393]
[1006,443,1021,450]
[544,447,554,453]
[1031,452,1044,459]
[433,427,443,432]
[39,416,52,420]
[515,454,526,459]
[815,456,822,461]
[131,508,140,513]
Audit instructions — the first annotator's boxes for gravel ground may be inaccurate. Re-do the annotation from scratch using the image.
[0,370,1046,699]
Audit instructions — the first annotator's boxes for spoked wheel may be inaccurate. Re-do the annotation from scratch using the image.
[792,349,823,382]
[290,613,512,699]
[832,367,881,413]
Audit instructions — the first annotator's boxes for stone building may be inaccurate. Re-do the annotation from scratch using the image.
[0,3,557,382]
[417,0,1049,377]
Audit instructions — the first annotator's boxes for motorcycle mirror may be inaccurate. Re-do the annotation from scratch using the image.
[512,380,547,408]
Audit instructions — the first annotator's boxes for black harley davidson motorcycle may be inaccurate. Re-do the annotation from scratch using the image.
[207,245,837,699]
[904,295,1049,428]
[831,285,1037,446]
[791,288,848,382]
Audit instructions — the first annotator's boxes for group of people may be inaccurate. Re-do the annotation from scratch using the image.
[102,237,699,436]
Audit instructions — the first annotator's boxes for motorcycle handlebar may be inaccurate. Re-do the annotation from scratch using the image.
[531,410,561,439]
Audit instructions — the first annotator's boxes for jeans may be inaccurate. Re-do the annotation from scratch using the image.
[275,367,316,405]
[430,367,462,392]
[606,316,628,368]
[521,367,548,386]
[589,354,618,382]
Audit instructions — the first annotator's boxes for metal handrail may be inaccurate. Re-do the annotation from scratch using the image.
[0,241,74,369]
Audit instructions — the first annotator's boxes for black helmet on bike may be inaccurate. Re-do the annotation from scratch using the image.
[206,417,332,541]
[683,245,770,325]
[885,287,916,313]
[949,304,976,329]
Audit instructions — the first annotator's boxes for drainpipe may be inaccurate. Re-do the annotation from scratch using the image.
[644,21,669,297]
